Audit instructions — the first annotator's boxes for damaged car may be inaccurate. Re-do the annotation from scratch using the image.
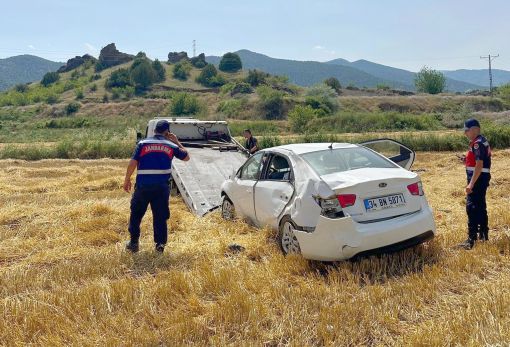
[220,139,436,261]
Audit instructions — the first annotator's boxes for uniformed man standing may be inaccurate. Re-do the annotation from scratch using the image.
[243,129,259,154]
[123,120,190,253]
[459,118,491,249]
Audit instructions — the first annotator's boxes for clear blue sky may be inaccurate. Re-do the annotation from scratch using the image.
[1,0,509,71]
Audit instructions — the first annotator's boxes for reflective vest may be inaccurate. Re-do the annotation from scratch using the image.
[466,135,491,178]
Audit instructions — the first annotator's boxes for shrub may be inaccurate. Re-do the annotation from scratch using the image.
[46,94,58,105]
[219,52,242,72]
[102,94,109,103]
[190,53,207,68]
[376,83,391,91]
[415,66,446,94]
[173,61,192,80]
[70,70,80,80]
[65,102,81,115]
[14,84,29,93]
[75,88,84,100]
[305,84,339,116]
[130,59,157,90]
[497,83,510,104]
[231,82,253,95]
[256,85,286,120]
[196,64,225,87]
[217,99,244,117]
[245,69,268,87]
[171,92,201,115]
[152,59,166,82]
[105,68,132,88]
[41,72,60,87]
[90,73,101,82]
[288,105,318,133]
[89,84,98,92]
[324,77,342,94]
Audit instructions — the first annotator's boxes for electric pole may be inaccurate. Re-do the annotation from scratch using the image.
[480,54,499,95]
[192,40,196,58]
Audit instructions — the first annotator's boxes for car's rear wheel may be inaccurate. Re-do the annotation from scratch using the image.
[278,217,301,255]
[221,196,235,220]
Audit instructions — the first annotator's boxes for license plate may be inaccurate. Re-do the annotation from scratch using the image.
[364,194,406,212]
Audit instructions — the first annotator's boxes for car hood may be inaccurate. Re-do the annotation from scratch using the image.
[320,167,417,190]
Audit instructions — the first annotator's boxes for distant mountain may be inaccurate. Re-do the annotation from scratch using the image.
[327,58,485,92]
[441,69,510,88]
[0,55,63,91]
[207,50,411,90]
[206,50,486,92]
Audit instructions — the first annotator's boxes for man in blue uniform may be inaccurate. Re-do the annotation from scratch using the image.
[459,118,491,249]
[123,120,190,253]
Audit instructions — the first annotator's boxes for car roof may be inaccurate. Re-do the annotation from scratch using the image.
[267,142,359,155]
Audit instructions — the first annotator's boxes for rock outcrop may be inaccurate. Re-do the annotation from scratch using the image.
[57,54,97,73]
[98,43,134,69]
[167,51,189,64]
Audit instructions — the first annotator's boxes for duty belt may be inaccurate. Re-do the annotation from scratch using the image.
[466,167,490,173]
[137,169,172,174]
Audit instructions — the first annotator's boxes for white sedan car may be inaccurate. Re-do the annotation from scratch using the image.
[220,139,436,261]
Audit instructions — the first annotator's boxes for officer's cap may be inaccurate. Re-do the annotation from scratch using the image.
[463,118,480,131]
[155,120,170,133]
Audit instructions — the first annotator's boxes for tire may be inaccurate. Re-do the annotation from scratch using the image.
[278,216,301,255]
[221,196,235,220]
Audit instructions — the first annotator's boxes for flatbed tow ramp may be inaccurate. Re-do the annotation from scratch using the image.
[141,118,248,216]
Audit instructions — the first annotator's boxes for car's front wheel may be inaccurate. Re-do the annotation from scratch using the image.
[278,217,301,255]
[221,196,235,220]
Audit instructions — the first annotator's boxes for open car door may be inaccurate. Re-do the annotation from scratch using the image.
[359,138,415,170]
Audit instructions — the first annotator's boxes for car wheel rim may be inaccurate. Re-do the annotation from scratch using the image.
[281,221,300,254]
[222,200,234,220]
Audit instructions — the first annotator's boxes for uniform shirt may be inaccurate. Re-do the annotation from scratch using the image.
[245,136,258,153]
[132,134,187,187]
[465,134,491,180]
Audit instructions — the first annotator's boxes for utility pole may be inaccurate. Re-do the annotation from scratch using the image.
[480,54,499,95]
[192,40,196,58]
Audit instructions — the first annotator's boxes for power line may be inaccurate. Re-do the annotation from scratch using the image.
[480,54,499,94]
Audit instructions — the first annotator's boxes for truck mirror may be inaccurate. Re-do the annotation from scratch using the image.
[136,132,142,143]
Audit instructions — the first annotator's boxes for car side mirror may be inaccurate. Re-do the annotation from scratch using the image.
[136,132,142,143]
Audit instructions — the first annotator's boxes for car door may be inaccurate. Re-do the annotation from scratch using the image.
[254,153,295,229]
[359,139,415,170]
[230,152,264,220]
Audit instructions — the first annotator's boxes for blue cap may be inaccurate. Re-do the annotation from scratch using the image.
[155,120,170,133]
[463,118,480,131]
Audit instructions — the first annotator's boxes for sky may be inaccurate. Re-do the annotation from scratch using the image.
[1,0,509,72]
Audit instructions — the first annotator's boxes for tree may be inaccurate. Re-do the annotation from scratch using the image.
[305,84,339,116]
[152,59,166,82]
[219,52,242,73]
[415,66,446,94]
[41,72,60,87]
[256,85,286,120]
[196,64,225,87]
[173,61,191,81]
[288,105,317,133]
[105,68,132,88]
[324,77,341,94]
[130,59,157,90]
[171,92,201,115]
[245,69,268,87]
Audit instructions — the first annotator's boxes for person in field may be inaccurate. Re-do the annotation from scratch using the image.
[243,129,259,154]
[459,118,491,250]
[123,120,190,253]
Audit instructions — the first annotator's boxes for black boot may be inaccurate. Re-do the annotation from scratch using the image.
[155,243,165,253]
[480,230,489,241]
[126,239,139,253]
[458,238,475,250]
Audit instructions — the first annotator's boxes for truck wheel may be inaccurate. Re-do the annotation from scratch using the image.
[221,196,235,220]
[278,216,301,255]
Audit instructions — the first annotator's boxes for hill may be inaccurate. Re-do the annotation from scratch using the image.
[327,58,485,92]
[442,69,510,88]
[0,55,63,91]
[206,50,486,92]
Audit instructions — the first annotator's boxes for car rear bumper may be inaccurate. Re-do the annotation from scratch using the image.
[293,205,436,261]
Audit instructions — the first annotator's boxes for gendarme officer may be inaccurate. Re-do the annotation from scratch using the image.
[459,118,491,249]
[123,120,190,253]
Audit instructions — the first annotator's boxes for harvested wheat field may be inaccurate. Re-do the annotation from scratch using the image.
[1,151,510,346]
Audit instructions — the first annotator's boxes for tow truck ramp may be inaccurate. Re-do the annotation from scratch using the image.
[142,118,248,216]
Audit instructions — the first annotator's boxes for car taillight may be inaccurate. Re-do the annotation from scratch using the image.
[407,182,424,196]
[337,194,356,208]
[314,196,344,218]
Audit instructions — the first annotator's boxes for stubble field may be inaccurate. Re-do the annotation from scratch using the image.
[0,151,509,346]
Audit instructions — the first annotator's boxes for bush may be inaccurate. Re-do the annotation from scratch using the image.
[173,61,192,81]
[171,92,201,115]
[190,53,207,68]
[305,84,339,116]
[105,68,132,89]
[256,85,286,120]
[217,99,245,117]
[152,59,166,82]
[231,82,253,95]
[415,66,446,94]
[245,69,268,87]
[196,64,225,87]
[46,94,58,104]
[219,52,242,73]
[102,94,109,103]
[14,84,29,93]
[90,73,101,82]
[497,83,510,104]
[75,88,84,100]
[376,84,391,91]
[89,84,97,92]
[130,59,157,90]
[65,102,81,115]
[70,70,80,80]
[288,105,318,133]
[41,72,60,87]
[324,77,342,94]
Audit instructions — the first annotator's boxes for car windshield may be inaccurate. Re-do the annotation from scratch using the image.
[300,147,397,175]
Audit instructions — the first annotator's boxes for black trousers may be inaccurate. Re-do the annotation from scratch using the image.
[466,174,490,240]
[128,184,170,244]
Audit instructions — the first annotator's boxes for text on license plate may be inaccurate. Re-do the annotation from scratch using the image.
[364,194,406,212]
